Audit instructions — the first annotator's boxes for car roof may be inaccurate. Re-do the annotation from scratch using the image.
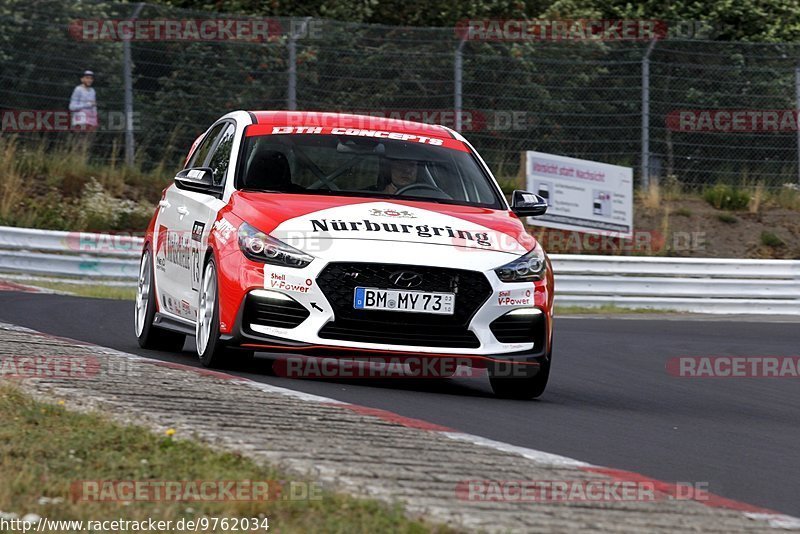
[248,111,456,140]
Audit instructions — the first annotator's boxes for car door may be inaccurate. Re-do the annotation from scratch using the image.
[154,123,226,323]
[169,121,237,321]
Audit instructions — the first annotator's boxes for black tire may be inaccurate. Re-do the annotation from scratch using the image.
[488,352,551,400]
[134,248,186,352]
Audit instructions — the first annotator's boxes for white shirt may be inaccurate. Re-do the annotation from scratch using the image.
[69,85,98,127]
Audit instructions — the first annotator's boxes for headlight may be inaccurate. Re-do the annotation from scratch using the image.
[238,222,313,268]
[494,246,546,282]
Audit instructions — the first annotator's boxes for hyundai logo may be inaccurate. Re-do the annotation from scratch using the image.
[389,271,423,288]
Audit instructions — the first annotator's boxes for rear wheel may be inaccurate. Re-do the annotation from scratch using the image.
[488,352,551,400]
[134,248,186,351]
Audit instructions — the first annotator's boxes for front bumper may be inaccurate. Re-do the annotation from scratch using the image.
[217,252,553,362]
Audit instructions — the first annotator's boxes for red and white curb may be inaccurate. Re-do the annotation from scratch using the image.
[4,322,800,530]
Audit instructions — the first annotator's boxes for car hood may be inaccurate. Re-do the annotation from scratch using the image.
[228,192,536,270]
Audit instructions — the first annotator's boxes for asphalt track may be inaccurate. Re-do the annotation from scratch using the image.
[0,291,798,517]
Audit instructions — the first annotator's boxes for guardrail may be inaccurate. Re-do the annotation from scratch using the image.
[1,226,798,314]
[0,226,143,281]
[553,256,800,314]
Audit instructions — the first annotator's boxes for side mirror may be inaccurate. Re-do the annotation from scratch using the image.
[511,190,548,217]
[174,167,222,196]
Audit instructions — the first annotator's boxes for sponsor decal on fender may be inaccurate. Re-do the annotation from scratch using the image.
[212,218,236,243]
[497,288,533,306]
[268,272,313,293]
[155,225,168,272]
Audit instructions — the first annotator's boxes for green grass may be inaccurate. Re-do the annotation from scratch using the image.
[716,213,738,224]
[674,207,692,217]
[21,281,136,300]
[0,136,167,232]
[31,282,693,313]
[555,304,668,315]
[0,385,446,533]
[40,284,691,312]
[771,185,800,210]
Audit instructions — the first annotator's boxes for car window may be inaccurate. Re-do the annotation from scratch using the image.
[206,123,236,186]
[186,123,225,169]
[237,134,503,209]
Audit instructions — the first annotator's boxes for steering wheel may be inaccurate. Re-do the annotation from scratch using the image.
[394,183,452,199]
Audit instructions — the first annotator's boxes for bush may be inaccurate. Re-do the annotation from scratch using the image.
[75,179,153,232]
[717,213,738,224]
[703,185,751,210]
[761,231,785,247]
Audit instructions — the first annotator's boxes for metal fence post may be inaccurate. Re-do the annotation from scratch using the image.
[286,18,311,111]
[796,63,800,186]
[641,39,657,189]
[287,20,297,111]
[122,2,144,167]
[454,37,466,132]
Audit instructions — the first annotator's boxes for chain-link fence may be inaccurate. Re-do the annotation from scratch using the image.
[3,0,800,189]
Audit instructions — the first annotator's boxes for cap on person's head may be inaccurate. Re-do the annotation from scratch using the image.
[82,70,94,78]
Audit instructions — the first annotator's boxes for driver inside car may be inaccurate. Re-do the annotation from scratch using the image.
[380,159,419,194]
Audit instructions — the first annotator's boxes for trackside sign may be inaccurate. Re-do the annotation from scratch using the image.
[525,151,633,239]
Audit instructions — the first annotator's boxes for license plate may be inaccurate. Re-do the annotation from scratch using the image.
[353,287,455,315]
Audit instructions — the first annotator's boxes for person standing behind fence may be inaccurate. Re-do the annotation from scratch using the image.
[69,70,98,131]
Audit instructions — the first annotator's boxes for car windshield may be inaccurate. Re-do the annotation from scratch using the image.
[236,133,504,208]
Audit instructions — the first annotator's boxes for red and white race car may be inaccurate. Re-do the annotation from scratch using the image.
[135,111,554,398]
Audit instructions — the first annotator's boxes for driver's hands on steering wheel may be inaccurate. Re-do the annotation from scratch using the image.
[393,182,453,199]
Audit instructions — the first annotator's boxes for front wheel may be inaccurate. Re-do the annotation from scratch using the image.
[134,248,186,352]
[195,256,256,368]
[488,353,551,400]
[196,257,228,367]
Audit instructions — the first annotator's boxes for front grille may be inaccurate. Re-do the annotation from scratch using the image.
[316,262,492,348]
[490,311,546,345]
[319,321,480,348]
[242,293,310,331]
